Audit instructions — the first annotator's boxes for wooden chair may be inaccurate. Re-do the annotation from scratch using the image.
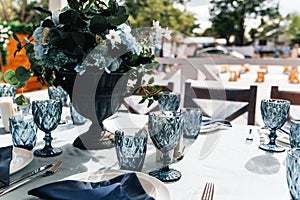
[122,82,174,115]
[184,82,257,125]
[271,86,300,105]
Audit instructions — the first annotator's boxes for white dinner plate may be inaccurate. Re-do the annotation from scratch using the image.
[64,170,171,200]
[103,114,148,133]
[10,147,33,174]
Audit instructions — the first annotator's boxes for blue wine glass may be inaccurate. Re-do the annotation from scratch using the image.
[148,111,183,182]
[259,99,290,152]
[32,100,62,157]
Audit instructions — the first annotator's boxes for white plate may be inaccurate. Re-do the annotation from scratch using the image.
[10,147,33,174]
[103,114,148,133]
[64,170,171,200]
[277,134,290,145]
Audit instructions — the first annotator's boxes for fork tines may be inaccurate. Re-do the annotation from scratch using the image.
[201,182,214,200]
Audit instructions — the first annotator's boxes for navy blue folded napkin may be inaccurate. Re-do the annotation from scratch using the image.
[0,145,13,187]
[28,172,155,200]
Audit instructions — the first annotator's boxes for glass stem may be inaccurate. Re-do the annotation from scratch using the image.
[162,151,172,168]
[269,129,277,145]
[44,132,53,148]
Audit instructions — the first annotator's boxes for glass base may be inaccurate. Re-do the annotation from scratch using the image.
[34,147,62,157]
[259,144,285,153]
[149,168,181,182]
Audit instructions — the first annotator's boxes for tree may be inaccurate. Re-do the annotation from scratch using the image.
[125,0,199,36]
[209,0,281,46]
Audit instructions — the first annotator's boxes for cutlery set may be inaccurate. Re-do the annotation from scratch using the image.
[0,159,63,197]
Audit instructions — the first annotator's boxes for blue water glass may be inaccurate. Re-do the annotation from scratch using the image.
[9,115,37,150]
[290,120,300,148]
[259,99,290,153]
[115,128,148,171]
[148,111,183,182]
[182,107,202,138]
[0,83,16,98]
[287,148,300,199]
[69,102,86,125]
[48,86,68,106]
[32,100,62,157]
[158,92,180,111]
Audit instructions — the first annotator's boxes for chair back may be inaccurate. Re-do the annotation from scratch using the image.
[123,82,174,115]
[271,86,300,105]
[184,82,257,125]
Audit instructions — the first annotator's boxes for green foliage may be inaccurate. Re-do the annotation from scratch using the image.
[125,0,198,36]
[209,0,281,45]
[15,94,30,106]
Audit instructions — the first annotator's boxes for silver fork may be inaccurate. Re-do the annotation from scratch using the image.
[201,182,214,200]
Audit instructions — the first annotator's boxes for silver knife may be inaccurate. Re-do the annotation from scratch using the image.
[0,160,63,197]
[7,164,54,187]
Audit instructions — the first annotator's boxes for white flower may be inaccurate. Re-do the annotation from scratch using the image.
[152,20,160,29]
[105,29,121,49]
[152,20,165,39]
[164,27,172,40]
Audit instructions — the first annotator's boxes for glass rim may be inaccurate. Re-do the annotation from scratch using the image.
[261,99,290,105]
[148,110,182,117]
[115,128,147,138]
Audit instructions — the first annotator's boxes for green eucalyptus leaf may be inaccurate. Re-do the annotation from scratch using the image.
[15,66,31,82]
[147,99,154,107]
[148,77,154,84]
[42,19,55,28]
[59,10,80,25]
[90,15,108,34]
[15,94,30,106]
[12,33,20,43]
[16,81,26,89]
[67,0,81,11]
[3,70,18,85]
[107,13,129,26]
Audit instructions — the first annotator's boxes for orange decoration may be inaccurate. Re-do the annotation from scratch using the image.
[1,34,43,93]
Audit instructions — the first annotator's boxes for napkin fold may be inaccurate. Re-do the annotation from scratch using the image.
[28,172,155,200]
[0,145,13,186]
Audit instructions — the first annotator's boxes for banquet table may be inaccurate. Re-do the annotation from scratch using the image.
[0,90,292,200]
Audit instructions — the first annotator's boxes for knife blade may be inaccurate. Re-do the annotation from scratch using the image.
[0,160,63,197]
[7,164,54,187]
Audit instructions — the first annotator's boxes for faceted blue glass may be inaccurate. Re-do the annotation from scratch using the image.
[158,92,180,111]
[32,100,62,157]
[9,115,37,150]
[259,99,290,152]
[48,86,68,106]
[287,148,300,200]
[69,102,86,125]
[0,83,16,98]
[290,120,300,148]
[148,111,183,182]
[115,128,147,171]
[181,107,202,138]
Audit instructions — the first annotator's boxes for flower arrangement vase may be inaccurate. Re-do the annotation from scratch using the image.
[56,70,128,150]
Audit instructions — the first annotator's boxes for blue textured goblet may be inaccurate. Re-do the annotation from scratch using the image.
[158,92,180,111]
[287,148,300,200]
[148,111,183,182]
[32,100,62,157]
[48,86,68,106]
[115,128,148,171]
[260,99,290,152]
[0,83,16,98]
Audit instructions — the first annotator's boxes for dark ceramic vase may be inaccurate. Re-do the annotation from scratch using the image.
[56,70,128,150]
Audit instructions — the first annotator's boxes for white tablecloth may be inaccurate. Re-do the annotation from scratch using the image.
[0,109,291,200]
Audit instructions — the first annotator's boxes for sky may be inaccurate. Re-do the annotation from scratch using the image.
[181,0,300,33]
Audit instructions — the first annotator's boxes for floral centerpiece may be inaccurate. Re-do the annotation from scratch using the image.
[8,0,171,150]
